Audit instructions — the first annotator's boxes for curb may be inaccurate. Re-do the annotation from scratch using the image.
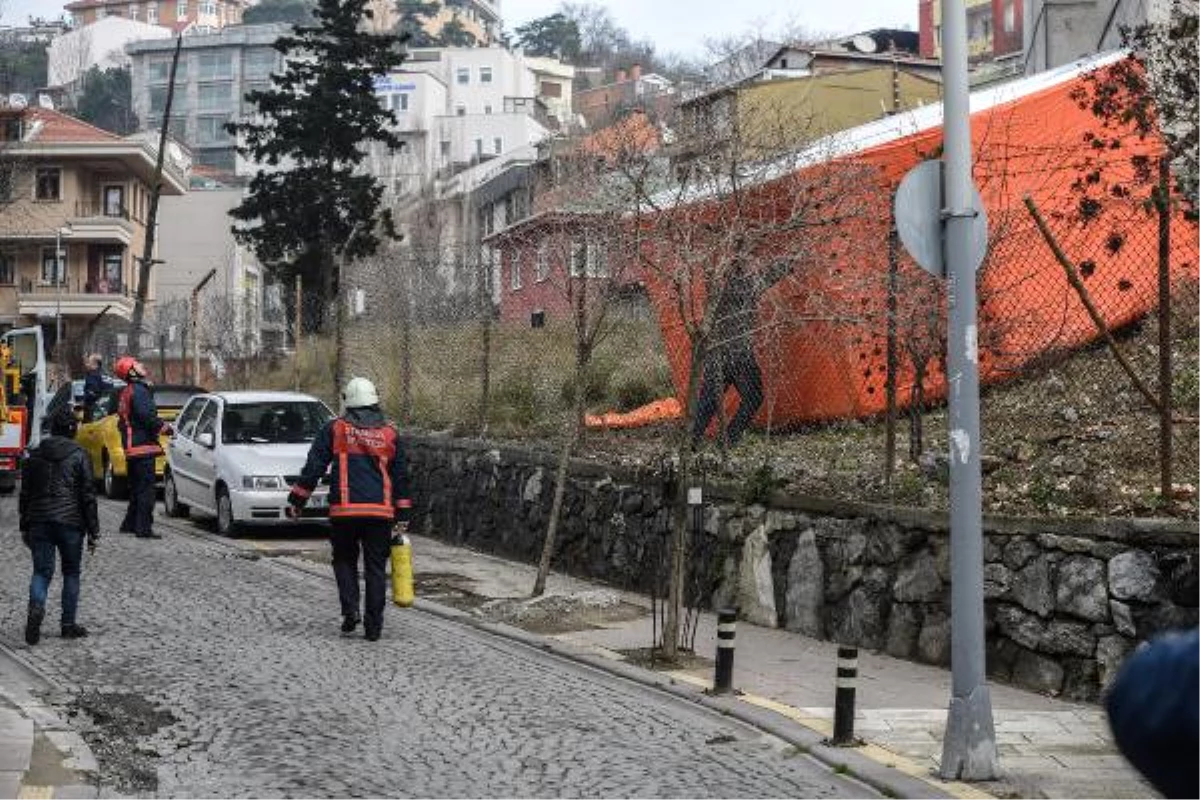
[0,642,100,800]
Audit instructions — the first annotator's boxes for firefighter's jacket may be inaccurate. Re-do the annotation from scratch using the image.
[288,406,412,522]
[117,381,166,459]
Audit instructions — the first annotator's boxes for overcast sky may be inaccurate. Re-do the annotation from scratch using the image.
[2,0,919,57]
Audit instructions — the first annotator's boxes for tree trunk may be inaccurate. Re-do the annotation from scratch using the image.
[909,356,926,462]
[478,253,492,434]
[885,215,899,482]
[334,247,347,399]
[532,410,579,598]
[128,35,182,356]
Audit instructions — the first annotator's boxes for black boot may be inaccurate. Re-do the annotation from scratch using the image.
[25,603,44,646]
[341,614,360,634]
[61,624,89,639]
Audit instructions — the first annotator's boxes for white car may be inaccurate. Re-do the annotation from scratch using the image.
[163,391,334,536]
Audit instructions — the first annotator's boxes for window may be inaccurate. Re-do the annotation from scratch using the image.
[510,252,522,290]
[493,137,502,154]
[1003,0,1016,33]
[101,250,123,291]
[483,104,492,115]
[456,67,469,84]
[41,246,66,285]
[130,3,140,19]
[539,81,562,98]
[175,398,208,440]
[197,52,232,81]
[199,0,216,15]
[780,58,788,68]
[455,105,466,116]
[147,3,158,23]
[193,400,219,442]
[535,243,549,281]
[197,115,231,143]
[474,138,483,156]
[439,140,450,158]
[0,252,14,285]
[148,55,186,84]
[0,161,15,202]
[479,66,492,84]
[35,167,61,201]
[391,93,408,112]
[177,0,188,19]
[242,81,269,112]
[569,241,607,278]
[103,185,125,217]
[243,48,276,79]
[197,83,232,111]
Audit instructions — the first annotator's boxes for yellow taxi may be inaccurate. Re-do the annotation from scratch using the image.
[47,380,203,498]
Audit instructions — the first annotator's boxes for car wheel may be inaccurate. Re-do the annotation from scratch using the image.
[216,486,240,538]
[164,471,189,519]
[103,453,127,500]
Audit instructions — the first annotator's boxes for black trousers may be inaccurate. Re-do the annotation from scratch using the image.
[121,457,157,536]
[692,350,764,445]
[330,519,392,634]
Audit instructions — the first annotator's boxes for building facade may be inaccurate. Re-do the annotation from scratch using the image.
[47,16,172,95]
[573,65,674,129]
[369,46,573,199]
[126,23,287,172]
[64,0,247,33]
[0,106,188,355]
[919,0,1024,62]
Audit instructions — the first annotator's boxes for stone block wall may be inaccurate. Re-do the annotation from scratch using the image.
[405,434,1199,701]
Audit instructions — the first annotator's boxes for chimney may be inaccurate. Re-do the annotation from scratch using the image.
[629,64,642,80]
[615,68,627,83]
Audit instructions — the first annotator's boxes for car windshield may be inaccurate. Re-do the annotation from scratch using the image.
[222,401,331,445]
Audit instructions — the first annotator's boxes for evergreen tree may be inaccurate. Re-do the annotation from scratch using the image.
[513,13,580,61]
[242,0,318,26]
[75,66,138,136]
[228,0,406,331]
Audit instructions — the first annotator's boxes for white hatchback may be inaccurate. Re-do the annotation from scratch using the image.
[163,391,334,536]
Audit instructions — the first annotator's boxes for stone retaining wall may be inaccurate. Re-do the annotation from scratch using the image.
[405,434,1198,701]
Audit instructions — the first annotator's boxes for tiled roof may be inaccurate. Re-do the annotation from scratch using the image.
[1,107,123,144]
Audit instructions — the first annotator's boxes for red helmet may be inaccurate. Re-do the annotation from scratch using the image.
[114,356,140,380]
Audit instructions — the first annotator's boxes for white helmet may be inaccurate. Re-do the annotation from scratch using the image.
[342,377,379,409]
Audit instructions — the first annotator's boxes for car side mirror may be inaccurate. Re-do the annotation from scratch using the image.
[197,431,215,449]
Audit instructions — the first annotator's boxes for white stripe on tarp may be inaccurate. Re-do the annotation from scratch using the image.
[717,640,736,649]
[836,677,857,689]
[837,658,858,669]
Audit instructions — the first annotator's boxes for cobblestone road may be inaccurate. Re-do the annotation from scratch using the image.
[0,497,875,799]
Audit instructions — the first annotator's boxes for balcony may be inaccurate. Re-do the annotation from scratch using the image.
[17,277,136,320]
[70,201,136,246]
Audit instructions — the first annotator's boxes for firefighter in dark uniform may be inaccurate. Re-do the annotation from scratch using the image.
[114,356,170,539]
[287,378,411,641]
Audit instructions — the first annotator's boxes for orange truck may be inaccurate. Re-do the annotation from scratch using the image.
[0,327,48,494]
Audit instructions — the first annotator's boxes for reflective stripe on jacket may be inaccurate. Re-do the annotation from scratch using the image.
[117,382,164,459]
[288,408,411,521]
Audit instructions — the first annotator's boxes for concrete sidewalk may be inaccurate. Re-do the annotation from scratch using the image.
[0,641,99,799]
[400,533,1157,800]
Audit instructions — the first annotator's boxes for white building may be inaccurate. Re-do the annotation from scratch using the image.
[369,47,574,199]
[47,16,172,92]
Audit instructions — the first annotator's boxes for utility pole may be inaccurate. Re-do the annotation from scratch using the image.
[191,268,216,387]
[938,0,998,780]
[128,34,182,356]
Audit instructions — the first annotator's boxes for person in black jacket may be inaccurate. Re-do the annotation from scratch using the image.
[82,353,104,417]
[286,378,412,641]
[19,404,100,645]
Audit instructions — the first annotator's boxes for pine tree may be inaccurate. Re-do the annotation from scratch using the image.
[228,0,407,331]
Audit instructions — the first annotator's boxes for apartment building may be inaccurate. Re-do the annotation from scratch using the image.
[573,65,674,129]
[64,0,248,33]
[0,105,189,353]
[126,23,287,172]
[369,46,574,199]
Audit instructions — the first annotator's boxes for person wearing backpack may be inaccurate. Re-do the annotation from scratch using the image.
[19,404,100,645]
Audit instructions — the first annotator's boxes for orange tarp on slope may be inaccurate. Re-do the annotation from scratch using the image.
[623,54,1198,431]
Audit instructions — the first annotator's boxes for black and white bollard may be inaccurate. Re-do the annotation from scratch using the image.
[832,646,859,745]
[713,608,737,694]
